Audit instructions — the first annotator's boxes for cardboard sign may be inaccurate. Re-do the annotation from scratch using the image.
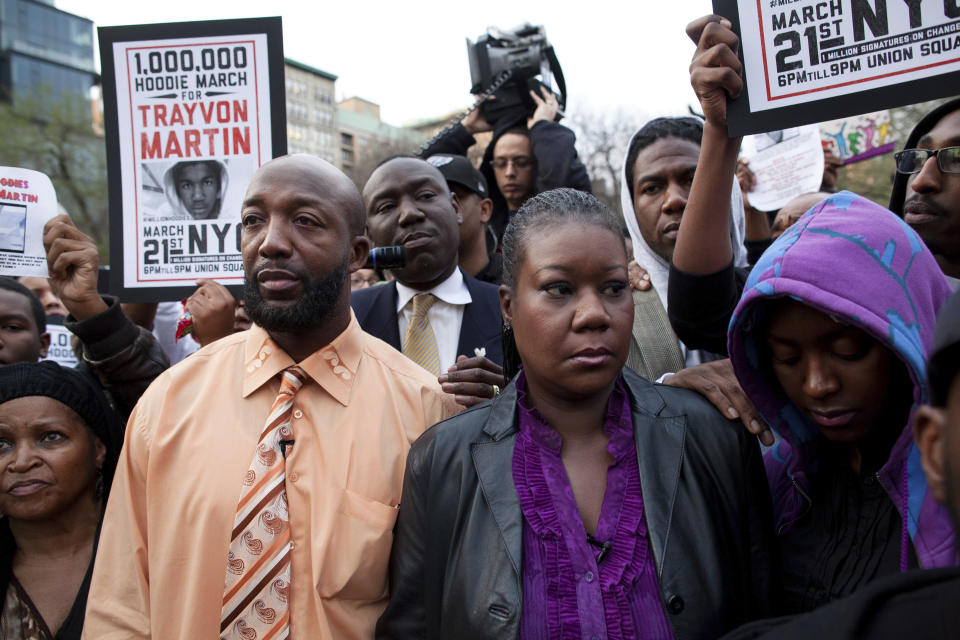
[743,124,825,211]
[820,110,896,164]
[99,18,286,301]
[715,0,960,135]
[0,167,58,277]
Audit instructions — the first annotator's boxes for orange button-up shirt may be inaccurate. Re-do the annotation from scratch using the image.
[83,315,460,639]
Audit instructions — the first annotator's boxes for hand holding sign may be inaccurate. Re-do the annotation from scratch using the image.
[687,15,743,129]
[43,215,108,322]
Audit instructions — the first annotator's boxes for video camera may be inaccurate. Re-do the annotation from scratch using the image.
[466,24,566,125]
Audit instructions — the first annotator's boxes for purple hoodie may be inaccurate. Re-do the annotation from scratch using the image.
[728,191,956,569]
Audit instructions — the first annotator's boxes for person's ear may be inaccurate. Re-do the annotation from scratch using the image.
[347,234,372,274]
[915,404,947,504]
[479,198,493,225]
[92,435,107,470]
[38,331,50,359]
[499,284,514,325]
[450,191,463,224]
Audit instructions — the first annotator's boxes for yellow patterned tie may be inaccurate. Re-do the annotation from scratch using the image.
[221,366,305,640]
[403,293,442,375]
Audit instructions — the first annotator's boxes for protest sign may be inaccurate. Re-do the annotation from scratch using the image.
[820,110,896,163]
[742,124,825,211]
[99,18,286,301]
[43,322,79,368]
[714,0,960,136]
[0,167,58,277]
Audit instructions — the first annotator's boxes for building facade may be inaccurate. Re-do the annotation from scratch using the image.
[0,0,95,105]
[337,97,425,183]
[284,58,338,164]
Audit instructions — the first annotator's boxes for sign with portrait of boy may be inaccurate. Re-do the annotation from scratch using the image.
[99,17,286,301]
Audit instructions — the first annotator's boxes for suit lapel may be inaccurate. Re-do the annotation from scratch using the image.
[368,283,402,350]
[629,288,685,379]
[458,271,503,363]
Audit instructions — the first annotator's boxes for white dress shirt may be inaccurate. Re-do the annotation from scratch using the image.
[396,268,472,372]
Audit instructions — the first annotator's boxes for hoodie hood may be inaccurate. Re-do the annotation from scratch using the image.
[889,97,960,215]
[728,191,955,567]
[163,159,229,220]
[618,124,748,313]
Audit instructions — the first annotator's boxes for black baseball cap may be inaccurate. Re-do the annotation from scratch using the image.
[929,289,960,407]
[426,154,488,197]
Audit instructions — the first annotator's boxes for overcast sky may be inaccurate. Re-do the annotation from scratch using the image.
[57,0,716,125]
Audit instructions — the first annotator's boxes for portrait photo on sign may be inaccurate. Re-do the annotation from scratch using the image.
[0,203,28,253]
[139,157,252,222]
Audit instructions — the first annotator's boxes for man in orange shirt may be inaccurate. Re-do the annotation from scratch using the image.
[83,155,459,639]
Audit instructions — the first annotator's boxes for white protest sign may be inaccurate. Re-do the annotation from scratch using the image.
[741,0,960,110]
[100,18,285,300]
[0,167,57,277]
[43,322,79,368]
[742,124,825,211]
[717,0,960,135]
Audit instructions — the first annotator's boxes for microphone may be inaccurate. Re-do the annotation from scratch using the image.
[587,533,613,563]
[279,439,295,458]
[364,246,406,270]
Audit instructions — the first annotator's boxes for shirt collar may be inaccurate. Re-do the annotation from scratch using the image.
[395,267,472,313]
[242,312,364,406]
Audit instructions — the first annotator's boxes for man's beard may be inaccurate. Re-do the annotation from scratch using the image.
[243,258,347,332]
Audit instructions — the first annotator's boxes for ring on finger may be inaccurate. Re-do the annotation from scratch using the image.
[491,384,500,397]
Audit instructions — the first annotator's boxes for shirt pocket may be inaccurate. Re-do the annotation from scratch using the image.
[317,487,398,601]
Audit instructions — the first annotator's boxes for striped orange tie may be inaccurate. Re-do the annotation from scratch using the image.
[221,366,306,640]
[403,293,442,375]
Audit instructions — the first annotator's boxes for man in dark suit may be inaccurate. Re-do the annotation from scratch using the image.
[353,156,505,407]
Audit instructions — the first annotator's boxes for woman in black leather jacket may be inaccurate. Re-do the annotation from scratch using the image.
[377,189,774,640]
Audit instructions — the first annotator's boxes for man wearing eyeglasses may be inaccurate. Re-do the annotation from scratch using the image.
[890,98,960,290]
[421,86,592,247]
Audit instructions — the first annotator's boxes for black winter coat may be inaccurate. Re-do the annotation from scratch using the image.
[420,118,592,243]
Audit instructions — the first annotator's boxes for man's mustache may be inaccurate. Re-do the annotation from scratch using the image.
[903,195,948,219]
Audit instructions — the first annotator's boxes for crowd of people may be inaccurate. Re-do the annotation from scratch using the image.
[1,12,960,640]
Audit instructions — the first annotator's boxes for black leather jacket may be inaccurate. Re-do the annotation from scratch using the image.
[377,369,775,640]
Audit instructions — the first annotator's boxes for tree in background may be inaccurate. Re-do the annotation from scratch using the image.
[837,98,951,206]
[0,88,108,254]
[567,108,642,223]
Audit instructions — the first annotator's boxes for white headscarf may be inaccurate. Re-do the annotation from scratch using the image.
[619,121,748,367]
[619,123,748,312]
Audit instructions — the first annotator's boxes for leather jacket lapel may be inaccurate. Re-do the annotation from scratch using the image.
[472,439,523,575]
[624,370,686,580]
[471,383,523,575]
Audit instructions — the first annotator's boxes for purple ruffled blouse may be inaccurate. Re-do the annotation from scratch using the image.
[512,372,675,640]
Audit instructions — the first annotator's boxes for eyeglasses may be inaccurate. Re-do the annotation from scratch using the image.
[893,146,960,174]
[492,156,533,170]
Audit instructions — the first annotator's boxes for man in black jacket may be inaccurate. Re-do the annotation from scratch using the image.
[420,87,591,246]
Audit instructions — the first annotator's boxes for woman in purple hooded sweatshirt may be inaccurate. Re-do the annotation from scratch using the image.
[682,16,956,618]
